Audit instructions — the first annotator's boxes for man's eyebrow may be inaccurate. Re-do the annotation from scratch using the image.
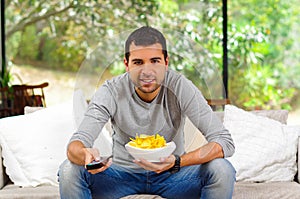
[150,57,162,60]
[131,58,143,62]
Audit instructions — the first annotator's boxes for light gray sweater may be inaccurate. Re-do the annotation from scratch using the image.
[70,70,235,170]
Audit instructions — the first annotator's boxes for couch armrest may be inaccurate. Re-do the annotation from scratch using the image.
[298,137,300,183]
[0,146,6,189]
[0,146,10,189]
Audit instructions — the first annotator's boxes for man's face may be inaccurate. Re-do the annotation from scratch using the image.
[124,43,168,99]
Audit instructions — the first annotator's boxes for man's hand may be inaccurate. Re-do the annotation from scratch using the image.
[84,148,112,174]
[133,155,176,174]
[84,148,100,165]
[67,141,112,174]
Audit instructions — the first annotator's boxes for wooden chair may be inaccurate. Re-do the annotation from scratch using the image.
[0,82,49,118]
[0,86,13,118]
[206,98,230,111]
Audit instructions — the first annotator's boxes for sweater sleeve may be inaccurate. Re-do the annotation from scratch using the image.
[176,76,235,158]
[68,84,116,148]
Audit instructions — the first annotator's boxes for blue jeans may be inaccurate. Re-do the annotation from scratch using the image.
[58,158,235,199]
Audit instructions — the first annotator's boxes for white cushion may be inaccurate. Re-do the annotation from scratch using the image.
[184,117,207,152]
[24,106,45,114]
[0,103,75,187]
[224,105,298,182]
[0,90,112,187]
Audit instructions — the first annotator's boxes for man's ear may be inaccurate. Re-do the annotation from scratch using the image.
[124,57,129,72]
[165,56,169,70]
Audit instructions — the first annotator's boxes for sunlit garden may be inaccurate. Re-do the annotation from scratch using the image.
[2,0,299,115]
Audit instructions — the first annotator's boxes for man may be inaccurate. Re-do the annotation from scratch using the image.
[59,26,235,199]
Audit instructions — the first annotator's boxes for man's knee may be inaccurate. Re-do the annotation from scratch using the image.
[58,160,93,198]
[58,159,86,184]
[199,159,235,199]
[202,158,236,183]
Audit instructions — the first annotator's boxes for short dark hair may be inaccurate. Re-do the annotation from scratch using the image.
[125,26,168,62]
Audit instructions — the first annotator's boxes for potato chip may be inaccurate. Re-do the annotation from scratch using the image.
[128,134,166,149]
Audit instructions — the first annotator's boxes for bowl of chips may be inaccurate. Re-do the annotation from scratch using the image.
[125,134,176,162]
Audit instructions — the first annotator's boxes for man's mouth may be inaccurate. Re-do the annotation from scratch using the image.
[140,79,155,84]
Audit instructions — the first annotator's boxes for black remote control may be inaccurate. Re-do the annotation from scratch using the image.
[86,155,112,170]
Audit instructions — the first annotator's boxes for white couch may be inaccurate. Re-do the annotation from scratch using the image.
[0,104,300,199]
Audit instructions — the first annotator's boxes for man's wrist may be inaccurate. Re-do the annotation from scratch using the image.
[168,155,181,174]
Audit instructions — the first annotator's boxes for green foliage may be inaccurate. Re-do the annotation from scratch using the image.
[4,0,300,110]
[0,63,15,88]
[17,26,39,60]
[231,64,295,110]
[40,22,87,71]
[0,68,13,88]
[158,0,179,13]
[228,0,300,109]
[5,32,22,60]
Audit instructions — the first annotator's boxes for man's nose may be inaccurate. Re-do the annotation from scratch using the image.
[141,63,153,74]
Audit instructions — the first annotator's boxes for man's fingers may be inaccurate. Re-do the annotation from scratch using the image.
[134,158,171,173]
[84,148,101,165]
[87,159,112,174]
[87,148,100,160]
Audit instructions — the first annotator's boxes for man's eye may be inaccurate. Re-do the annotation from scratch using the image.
[152,59,160,64]
[133,61,143,65]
